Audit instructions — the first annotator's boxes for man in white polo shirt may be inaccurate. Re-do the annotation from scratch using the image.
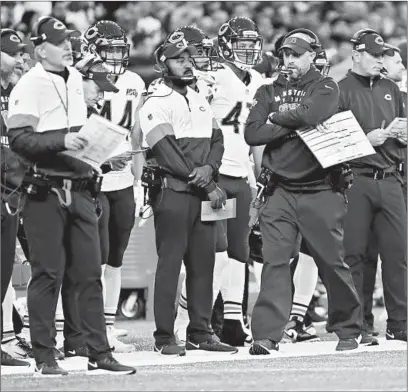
[7,17,135,376]
[139,31,237,356]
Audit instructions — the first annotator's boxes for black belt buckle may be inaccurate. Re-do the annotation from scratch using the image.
[373,169,385,180]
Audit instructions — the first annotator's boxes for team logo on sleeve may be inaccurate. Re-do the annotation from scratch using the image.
[148,114,153,120]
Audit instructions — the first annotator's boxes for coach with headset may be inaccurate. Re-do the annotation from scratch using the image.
[245,28,363,354]
[339,29,407,342]
[139,31,238,355]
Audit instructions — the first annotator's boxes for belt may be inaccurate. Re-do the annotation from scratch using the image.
[352,166,399,180]
[48,177,93,192]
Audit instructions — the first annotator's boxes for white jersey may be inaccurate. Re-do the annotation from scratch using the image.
[97,70,145,192]
[209,64,265,177]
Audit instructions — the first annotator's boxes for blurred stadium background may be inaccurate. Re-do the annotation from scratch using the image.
[1,1,407,83]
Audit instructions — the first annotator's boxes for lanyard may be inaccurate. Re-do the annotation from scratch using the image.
[47,72,70,131]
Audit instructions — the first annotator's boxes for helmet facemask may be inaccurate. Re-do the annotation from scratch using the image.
[191,38,219,72]
[223,32,263,71]
[90,38,130,75]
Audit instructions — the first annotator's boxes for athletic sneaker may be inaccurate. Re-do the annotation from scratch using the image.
[220,319,253,347]
[87,356,136,375]
[1,349,30,366]
[283,318,320,343]
[249,339,279,355]
[186,334,238,353]
[107,333,136,353]
[16,336,34,358]
[34,361,68,376]
[386,328,407,342]
[360,331,379,346]
[154,341,186,356]
[2,338,30,359]
[65,346,89,358]
[335,337,359,351]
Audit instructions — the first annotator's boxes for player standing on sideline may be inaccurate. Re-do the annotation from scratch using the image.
[7,16,136,375]
[139,31,237,355]
[210,17,266,347]
[339,30,407,342]
[245,28,366,354]
[83,20,145,352]
[0,28,31,367]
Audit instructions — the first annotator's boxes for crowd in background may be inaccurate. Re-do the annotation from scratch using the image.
[2,1,407,77]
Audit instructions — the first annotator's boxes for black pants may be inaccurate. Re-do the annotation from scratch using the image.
[344,175,407,331]
[252,187,362,341]
[98,186,136,266]
[22,190,110,364]
[1,201,18,340]
[153,188,216,346]
[363,230,379,327]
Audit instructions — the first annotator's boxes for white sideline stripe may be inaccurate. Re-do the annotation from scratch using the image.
[1,338,406,377]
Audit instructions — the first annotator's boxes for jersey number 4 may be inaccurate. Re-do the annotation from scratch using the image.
[100,100,133,130]
[221,102,252,134]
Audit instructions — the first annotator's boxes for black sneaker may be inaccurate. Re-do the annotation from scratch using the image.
[154,341,186,356]
[283,318,321,343]
[336,337,359,351]
[186,334,238,353]
[386,329,407,342]
[87,356,136,375]
[34,362,68,376]
[16,336,34,358]
[220,319,253,347]
[1,349,30,366]
[53,347,65,361]
[249,339,279,355]
[360,331,379,346]
[65,346,89,358]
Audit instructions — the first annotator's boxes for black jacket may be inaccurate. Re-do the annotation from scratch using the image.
[338,71,405,169]
[245,66,339,186]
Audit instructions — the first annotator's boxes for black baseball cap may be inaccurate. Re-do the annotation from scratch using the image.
[75,56,119,93]
[1,29,26,55]
[30,16,77,46]
[353,32,389,55]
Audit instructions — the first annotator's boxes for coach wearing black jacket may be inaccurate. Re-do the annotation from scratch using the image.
[245,29,363,354]
[339,30,407,342]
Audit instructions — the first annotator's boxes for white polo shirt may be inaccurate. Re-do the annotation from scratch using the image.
[140,82,216,150]
[8,62,86,133]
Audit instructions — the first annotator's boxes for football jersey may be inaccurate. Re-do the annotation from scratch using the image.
[97,70,145,192]
[209,65,265,177]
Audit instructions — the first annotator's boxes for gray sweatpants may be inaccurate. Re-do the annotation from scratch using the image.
[251,187,362,342]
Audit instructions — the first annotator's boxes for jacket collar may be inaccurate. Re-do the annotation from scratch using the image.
[347,70,382,87]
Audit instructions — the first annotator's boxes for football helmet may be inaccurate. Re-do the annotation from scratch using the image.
[154,30,196,82]
[70,36,90,65]
[217,17,263,71]
[175,26,219,71]
[83,20,129,75]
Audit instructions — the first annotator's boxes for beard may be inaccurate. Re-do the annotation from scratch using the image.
[170,77,194,88]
